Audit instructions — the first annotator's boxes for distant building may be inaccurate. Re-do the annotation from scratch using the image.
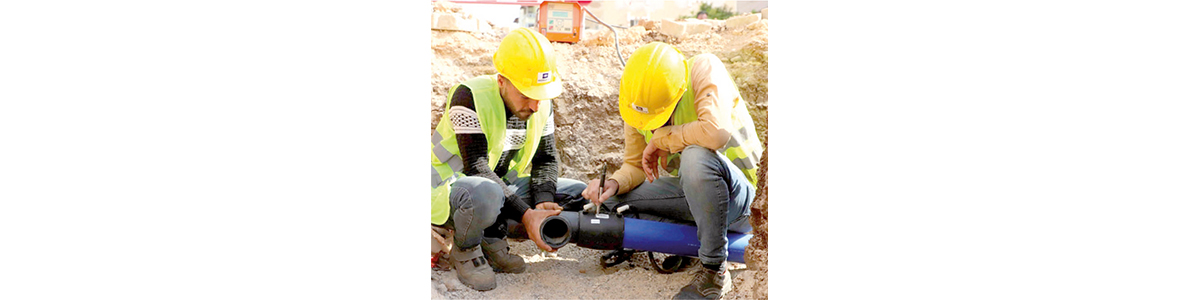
[735,1,768,14]
[582,0,747,29]
[519,6,539,28]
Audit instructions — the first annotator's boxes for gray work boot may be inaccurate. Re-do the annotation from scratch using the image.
[450,245,496,291]
[673,264,730,299]
[481,238,526,273]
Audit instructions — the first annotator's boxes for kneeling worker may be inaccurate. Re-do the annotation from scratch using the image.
[431,28,587,291]
[582,42,763,299]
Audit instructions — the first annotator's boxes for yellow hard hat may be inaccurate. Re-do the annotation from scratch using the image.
[618,42,689,131]
[493,27,562,100]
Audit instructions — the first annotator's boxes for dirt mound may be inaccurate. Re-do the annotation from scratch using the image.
[431,10,769,299]
[432,0,462,13]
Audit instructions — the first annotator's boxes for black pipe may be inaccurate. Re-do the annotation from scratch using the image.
[541,211,624,250]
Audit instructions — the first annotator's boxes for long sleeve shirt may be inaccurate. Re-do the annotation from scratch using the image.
[447,85,560,219]
[609,54,741,195]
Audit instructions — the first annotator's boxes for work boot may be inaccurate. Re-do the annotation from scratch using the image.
[673,263,730,300]
[481,238,526,273]
[450,245,496,291]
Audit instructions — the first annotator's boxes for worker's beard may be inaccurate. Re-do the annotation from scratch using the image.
[514,109,533,120]
[503,96,533,120]
[500,78,536,121]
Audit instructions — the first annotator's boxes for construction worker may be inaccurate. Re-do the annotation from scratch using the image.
[582,42,763,300]
[431,27,587,291]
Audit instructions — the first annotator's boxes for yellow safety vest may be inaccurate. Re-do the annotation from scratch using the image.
[430,74,551,225]
[636,56,763,185]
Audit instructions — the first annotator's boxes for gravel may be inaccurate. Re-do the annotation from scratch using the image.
[432,239,756,299]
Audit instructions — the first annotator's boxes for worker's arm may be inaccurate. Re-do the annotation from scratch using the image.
[650,54,736,153]
[609,123,649,195]
[448,86,531,215]
[528,111,559,207]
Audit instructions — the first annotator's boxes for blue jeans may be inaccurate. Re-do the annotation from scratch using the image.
[602,145,754,265]
[445,176,587,249]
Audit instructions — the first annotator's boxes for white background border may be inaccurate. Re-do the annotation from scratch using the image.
[2,0,1198,299]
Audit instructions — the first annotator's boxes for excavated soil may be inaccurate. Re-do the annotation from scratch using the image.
[745,142,768,300]
[431,5,768,299]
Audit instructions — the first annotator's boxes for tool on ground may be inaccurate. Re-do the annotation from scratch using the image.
[647,252,692,274]
[599,247,691,274]
[431,226,454,270]
[431,227,452,254]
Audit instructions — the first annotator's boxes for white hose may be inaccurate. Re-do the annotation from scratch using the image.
[580,6,625,67]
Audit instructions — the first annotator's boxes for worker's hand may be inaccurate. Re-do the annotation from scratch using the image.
[535,202,563,211]
[642,142,669,182]
[522,208,563,252]
[583,178,619,206]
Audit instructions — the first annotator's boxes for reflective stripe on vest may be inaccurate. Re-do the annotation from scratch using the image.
[429,74,550,225]
[636,55,763,186]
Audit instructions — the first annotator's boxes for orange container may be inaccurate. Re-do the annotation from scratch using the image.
[537,1,582,43]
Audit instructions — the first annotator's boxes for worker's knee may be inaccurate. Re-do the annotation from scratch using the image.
[679,146,731,208]
[679,145,723,179]
[450,177,505,221]
[558,178,587,196]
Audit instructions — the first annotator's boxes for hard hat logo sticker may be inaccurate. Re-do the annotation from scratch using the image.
[631,103,650,114]
[537,71,551,83]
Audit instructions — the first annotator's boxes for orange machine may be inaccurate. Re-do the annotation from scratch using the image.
[537,1,582,43]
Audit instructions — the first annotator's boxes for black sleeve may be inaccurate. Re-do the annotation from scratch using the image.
[529,131,559,206]
[449,85,531,215]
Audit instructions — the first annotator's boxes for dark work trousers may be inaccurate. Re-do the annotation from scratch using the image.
[444,176,588,249]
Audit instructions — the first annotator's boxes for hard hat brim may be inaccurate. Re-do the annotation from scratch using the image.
[512,77,563,101]
[620,94,681,131]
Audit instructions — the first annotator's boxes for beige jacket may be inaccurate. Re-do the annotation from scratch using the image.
[610,53,741,194]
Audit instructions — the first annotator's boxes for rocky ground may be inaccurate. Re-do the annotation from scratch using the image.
[431,3,768,299]
[431,239,760,300]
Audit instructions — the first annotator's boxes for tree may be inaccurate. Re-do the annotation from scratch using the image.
[694,2,736,20]
[679,2,737,20]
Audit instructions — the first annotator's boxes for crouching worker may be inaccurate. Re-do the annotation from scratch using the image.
[431,28,587,291]
[582,42,763,299]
